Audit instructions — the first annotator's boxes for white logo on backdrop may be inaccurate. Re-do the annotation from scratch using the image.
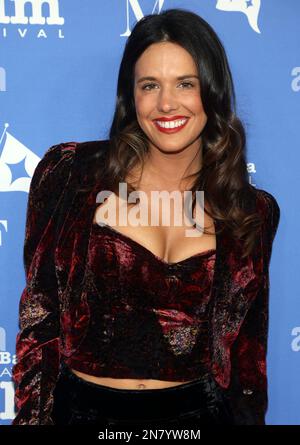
[0,67,6,91]
[121,0,165,37]
[0,0,64,24]
[0,0,64,38]
[291,67,300,92]
[0,327,16,422]
[291,327,300,352]
[121,0,262,37]
[0,327,6,352]
[216,0,261,33]
[0,124,40,193]
[0,220,7,247]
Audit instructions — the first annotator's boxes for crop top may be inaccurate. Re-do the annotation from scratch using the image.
[62,222,217,381]
[12,141,281,425]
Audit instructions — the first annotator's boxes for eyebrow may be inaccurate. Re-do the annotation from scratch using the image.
[136,75,199,84]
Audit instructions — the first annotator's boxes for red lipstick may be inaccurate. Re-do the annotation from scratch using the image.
[153,116,189,134]
[154,115,188,122]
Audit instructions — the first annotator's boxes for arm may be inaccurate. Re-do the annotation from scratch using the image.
[225,189,281,425]
[11,142,76,425]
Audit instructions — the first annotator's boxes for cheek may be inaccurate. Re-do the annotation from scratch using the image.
[134,95,155,117]
[134,93,144,111]
[184,93,205,113]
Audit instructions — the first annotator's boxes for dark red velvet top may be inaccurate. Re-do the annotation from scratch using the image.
[64,221,216,380]
[11,141,280,425]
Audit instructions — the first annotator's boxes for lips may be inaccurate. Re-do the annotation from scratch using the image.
[153,115,189,122]
[153,117,189,134]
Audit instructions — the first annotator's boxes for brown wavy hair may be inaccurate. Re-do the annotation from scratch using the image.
[96,8,263,258]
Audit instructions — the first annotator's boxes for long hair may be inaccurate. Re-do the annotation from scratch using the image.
[96,8,262,258]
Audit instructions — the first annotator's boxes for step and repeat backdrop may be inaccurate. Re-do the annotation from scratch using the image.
[0,0,299,425]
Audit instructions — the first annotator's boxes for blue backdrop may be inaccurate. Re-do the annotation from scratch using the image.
[0,0,298,425]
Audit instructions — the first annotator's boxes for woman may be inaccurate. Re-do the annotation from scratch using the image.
[12,8,280,426]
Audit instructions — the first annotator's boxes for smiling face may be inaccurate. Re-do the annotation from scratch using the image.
[133,41,208,153]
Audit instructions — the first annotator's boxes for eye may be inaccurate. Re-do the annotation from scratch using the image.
[141,83,157,91]
[141,81,195,91]
[180,82,194,89]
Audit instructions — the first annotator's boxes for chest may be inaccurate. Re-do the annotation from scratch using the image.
[93,191,216,265]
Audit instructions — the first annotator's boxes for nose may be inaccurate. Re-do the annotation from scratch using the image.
[157,87,178,113]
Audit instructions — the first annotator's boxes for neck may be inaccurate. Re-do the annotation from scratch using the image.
[141,139,203,190]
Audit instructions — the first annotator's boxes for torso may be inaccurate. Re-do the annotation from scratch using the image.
[70,370,197,389]
[71,173,216,389]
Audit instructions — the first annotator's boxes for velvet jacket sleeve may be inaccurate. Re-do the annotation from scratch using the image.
[11,143,76,425]
[225,189,281,425]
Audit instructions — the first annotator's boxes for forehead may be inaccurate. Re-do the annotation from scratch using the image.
[134,42,197,76]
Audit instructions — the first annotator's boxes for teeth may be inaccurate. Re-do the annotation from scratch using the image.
[156,118,187,129]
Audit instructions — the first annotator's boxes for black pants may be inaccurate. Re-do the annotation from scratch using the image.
[52,361,235,426]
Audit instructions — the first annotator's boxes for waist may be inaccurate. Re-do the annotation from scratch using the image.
[56,361,222,420]
[70,368,198,389]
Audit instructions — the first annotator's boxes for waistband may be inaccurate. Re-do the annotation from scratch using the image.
[56,361,223,421]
